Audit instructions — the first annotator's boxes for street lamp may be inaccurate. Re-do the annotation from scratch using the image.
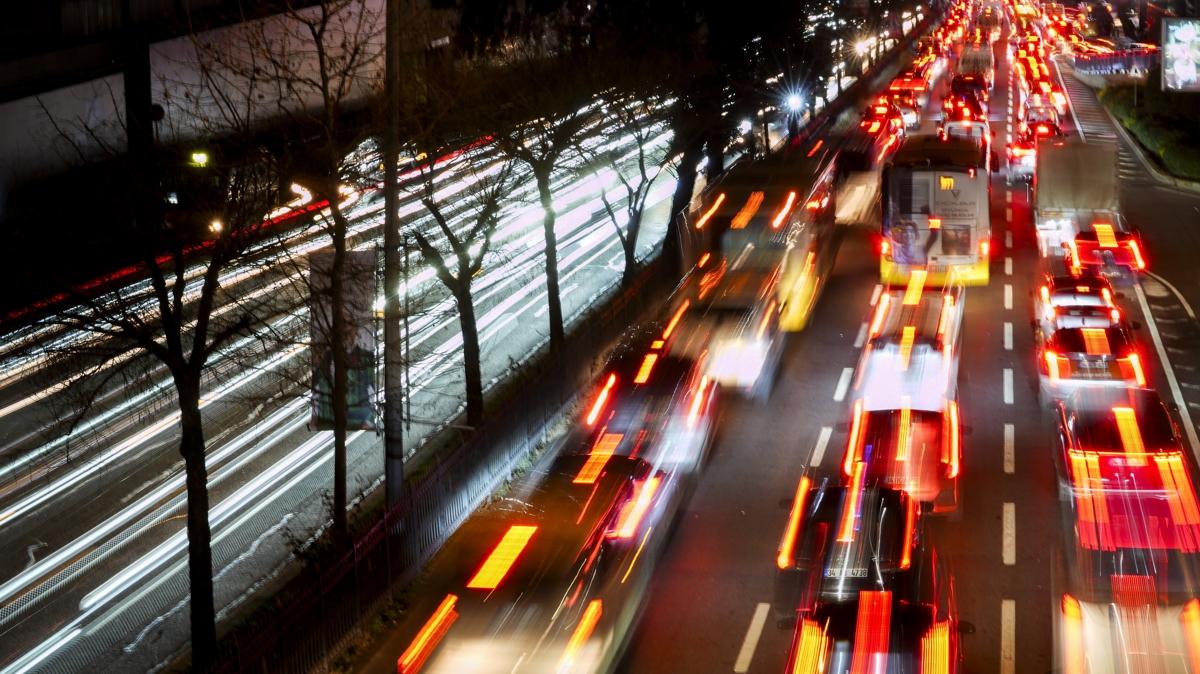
[189,151,209,168]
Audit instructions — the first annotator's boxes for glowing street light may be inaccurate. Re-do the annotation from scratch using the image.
[190,151,209,167]
[785,93,803,112]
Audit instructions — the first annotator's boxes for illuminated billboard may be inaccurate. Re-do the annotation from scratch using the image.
[1162,18,1200,92]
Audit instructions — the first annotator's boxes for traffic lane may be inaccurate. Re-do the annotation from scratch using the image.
[618,227,883,674]
[935,170,1057,674]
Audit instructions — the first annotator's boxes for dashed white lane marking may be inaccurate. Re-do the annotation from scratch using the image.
[1003,503,1016,565]
[853,322,869,348]
[1004,284,1013,310]
[1004,257,1013,276]
[1003,368,1014,405]
[833,367,854,402]
[1006,190,1012,203]
[1134,283,1200,454]
[1005,231,1013,249]
[1004,423,1015,474]
[809,426,834,467]
[1004,322,1013,351]
[1005,207,1013,223]
[869,283,883,307]
[1001,599,1016,674]
[733,603,771,673]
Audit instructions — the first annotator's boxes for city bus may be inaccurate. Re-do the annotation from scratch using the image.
[683,146,838,331]
[880,135,991,286]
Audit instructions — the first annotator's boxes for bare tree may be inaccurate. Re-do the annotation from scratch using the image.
[405,143,516,427]
[487,52,599,353]
[22,142,283,666]
[576,90,676,287]
[196,0,385,539]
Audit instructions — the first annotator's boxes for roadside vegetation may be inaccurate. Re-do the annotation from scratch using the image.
[1100,66,1200,181]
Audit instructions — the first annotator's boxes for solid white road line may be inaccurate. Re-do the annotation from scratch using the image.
[810,426,834,468]
[1001,599,1017,674]
[1004,257,1013,276]
[869,283,883,307]
[1004,423,1015,474]
[733,603,771,673]
[1004,322,1013,351]
[1003,503,1016,565]
[833,367,854,402]
[1054,56,1087,143]
[1004,284,1013,310]
[853,322,869,348]
[1003,368,1014,405]
[1134,283,1200,454]
[1005,231,1013,249]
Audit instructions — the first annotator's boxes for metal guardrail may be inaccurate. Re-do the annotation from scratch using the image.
[1072,48,1159,76]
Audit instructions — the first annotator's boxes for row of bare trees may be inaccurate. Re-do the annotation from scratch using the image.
[15,0,692,667]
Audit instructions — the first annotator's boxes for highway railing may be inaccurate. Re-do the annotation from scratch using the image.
[1072,46,1160,76]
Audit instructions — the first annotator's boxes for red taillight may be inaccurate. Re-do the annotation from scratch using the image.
[609,475,661,539]
[881,239,891,256]
[946,401,961,479]
[777,476,812,569]
[1044,351,1062,380]
[586,374,617,426]
[1128,239,1147,270]
[398,594,459,674]
[979,239,990,257]
[1036,124,1051,135]
[844,400,868,476]
[920,620,952,674]
[1126,353,1147,386]
[849,591,893,674]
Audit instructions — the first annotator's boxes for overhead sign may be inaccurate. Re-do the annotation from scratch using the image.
[1162,18,1200,92]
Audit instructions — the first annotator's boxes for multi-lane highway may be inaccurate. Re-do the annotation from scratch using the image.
[353,7,1200,674]
[0,110,686,671]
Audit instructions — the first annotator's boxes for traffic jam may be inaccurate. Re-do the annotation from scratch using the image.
[386,0,1200,671]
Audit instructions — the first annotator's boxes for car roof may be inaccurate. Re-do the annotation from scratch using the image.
[1062,388,1178,452]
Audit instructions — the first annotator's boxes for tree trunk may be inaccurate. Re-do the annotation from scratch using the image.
[621,207,641,287]
[328,203,350,541]
[703,129,725,179]
[536,170,565,352]
[176,370,217,666]
[453,283,484,427]
[664,140,703,273]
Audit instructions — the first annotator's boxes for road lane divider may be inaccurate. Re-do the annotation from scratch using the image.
[809,427,834,468]
[1004,322,1013,351]
[1002,503,1016,565]
[1003,368,1014,405]
[833,367,854,402]
[1001,599,1016,674]
[733,603,771,673]
[1004,424,1015,474]
[1004,284,1013,310]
